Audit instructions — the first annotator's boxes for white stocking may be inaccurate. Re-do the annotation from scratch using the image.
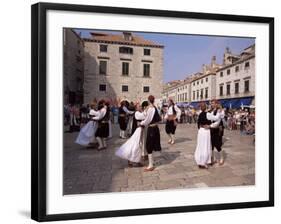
[167,134,172,142]
[102,138,107,148]
[96,137,103,149]
[148,154,154,168]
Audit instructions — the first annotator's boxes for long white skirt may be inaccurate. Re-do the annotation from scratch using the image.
[126,116,134,135]
[115,127,143,163]
[75,121,97,146]
[194,128,212,166]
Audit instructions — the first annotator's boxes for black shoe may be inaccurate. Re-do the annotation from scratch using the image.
[133,163,144,167]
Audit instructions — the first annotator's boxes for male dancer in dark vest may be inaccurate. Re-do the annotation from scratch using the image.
[93,100,110,150]
[165,99,181,145]
[209,99,224,165]
[118,101,134,139]
[139,95,162,171]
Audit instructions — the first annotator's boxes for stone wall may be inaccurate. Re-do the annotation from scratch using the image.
[63,29,84,104]
[215,57,255,99]
[84,41,163,105]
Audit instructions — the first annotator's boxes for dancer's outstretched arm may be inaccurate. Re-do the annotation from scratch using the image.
[123,106,134,115]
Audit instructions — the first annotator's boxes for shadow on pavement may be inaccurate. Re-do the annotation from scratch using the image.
[175,137,192,143]
[154,151,181,166]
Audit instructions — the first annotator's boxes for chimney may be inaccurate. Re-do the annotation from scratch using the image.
[223,47,232,65]
[211,55,216,66]
[225,47,231,54]
[202,64,207,74]
[123,32,133,41]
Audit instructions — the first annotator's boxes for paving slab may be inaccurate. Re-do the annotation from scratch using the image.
[64,123,255,194]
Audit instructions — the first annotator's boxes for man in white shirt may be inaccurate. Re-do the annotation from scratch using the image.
[207,99,225,165]
[118,101,134,139]
[139,95,162,171]
[164,99,181,145]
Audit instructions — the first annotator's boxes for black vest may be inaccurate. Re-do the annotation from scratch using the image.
[131,114,141,134]
[150,107,161,124]
[99,107,110,122]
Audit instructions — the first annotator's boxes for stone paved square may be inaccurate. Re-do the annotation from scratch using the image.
[63,123,255,195]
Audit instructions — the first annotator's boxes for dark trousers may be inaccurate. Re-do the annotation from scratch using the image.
[118,116,127,131]
[211,128,222,152]
[95,122,109,138]
[165,120,177,134]
[146,126,161,154]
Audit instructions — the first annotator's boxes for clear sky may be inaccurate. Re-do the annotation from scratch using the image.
[74,29,255,83]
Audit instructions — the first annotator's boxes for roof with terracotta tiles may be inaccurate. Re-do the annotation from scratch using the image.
[83,32,164,48]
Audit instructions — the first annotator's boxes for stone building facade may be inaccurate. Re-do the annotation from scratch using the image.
[190,56,221,103]
[83,32,164,104]
[162,56,221,105]
[161,45,255,109]
[63,28,84,104]
[162,80,184,104]
[176,78,192,103]
[215,45,255,108]
[190,72,217,103]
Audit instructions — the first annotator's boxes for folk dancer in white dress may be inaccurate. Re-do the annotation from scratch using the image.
[194,103,220,168]
[115,103,146,167]
[208,99,225,165]
[139,95,162,172]
[165,99,181,145]
[93,100,110,150]
[75,103,98,147]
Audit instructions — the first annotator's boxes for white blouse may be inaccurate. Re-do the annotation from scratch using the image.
[89,109,99,116]
[135,111,146,120]
[92,107,107,121]
[164,105,181,120]
[207,110,223,128]
[140,106,155,127]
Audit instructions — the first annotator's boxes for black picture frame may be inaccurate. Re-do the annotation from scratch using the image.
[31,2,274,222]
